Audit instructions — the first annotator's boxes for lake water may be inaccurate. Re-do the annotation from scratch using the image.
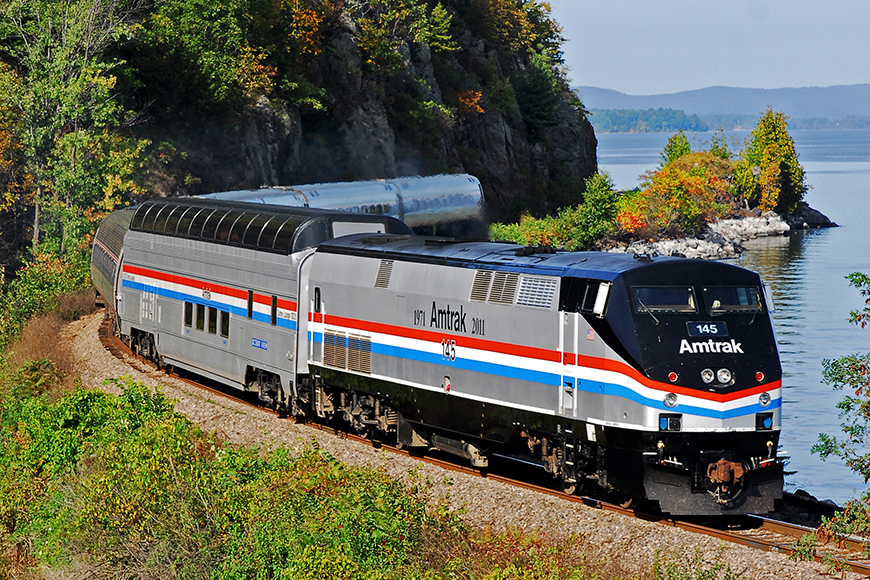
[598,130,870,505]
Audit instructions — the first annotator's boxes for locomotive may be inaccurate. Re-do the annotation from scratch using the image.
[92,196,784,515]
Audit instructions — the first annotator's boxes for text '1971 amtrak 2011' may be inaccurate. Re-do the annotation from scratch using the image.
[92,192,784,516]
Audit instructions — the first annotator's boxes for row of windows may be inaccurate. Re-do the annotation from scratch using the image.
[184,302,230,337]
[246,290,279,325]
[183,291,280,337]
[133,201,308,253]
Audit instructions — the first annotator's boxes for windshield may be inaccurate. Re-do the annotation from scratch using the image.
[703,286,762,313]
[632,287,697,313]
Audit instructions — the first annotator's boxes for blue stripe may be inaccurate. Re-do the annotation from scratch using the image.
[374,343,562,386]
[122,279,297,331]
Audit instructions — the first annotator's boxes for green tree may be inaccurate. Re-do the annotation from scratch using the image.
[708,128,731,160]
[0,0,144,249]
[513,49,561,140]
[734,109,807,213]
[660,130,691,166]
[809,273,870,546]
[356,0,457,76]
[813,273,870,480]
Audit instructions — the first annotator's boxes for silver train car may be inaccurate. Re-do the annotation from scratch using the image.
[92,198,784,515]
[200,173,485,230]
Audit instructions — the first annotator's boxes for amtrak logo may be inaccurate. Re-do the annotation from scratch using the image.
[679,339,744,354]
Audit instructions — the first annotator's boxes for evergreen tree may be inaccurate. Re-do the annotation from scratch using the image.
[513,50,561,141]
[734,109,807,213]
[660,130,691,166]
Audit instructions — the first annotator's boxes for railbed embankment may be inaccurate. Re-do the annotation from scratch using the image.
[62,312,860,580]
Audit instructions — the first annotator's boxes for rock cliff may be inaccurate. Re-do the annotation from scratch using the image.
[151,8,597,223]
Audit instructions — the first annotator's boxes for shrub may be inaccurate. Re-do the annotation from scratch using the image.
[490,172,617,250]
[653,548,737,580]
[0,249,92,353]
[617,152,735,237]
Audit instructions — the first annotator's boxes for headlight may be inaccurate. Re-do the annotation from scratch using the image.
[701,369,715,383]
[759,392,771,407]
[664,392,678,408]
[717,368,732,384]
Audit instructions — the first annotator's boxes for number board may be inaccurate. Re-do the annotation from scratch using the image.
[686,322,728,337]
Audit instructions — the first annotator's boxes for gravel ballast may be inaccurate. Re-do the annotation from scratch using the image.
[63,312,854,579]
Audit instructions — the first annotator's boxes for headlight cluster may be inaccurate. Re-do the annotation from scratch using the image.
[701,367,733,385]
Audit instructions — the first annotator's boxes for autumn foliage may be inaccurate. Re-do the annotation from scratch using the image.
[734,109,807,213]
[618,152,735,236]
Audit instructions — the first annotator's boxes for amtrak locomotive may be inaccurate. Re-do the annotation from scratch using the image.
[92,197,784,515]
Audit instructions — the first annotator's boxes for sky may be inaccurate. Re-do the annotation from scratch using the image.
[545,0,870,95]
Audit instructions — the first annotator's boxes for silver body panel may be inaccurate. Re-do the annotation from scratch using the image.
[202,174,484,227]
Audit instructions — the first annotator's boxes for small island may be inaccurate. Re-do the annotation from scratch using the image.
[492,109,835,260]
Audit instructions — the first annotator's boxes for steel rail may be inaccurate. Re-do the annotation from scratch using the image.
[98,316,870,575]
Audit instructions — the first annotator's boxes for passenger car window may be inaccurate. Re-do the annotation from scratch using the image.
[220,311,230,338]
[196,304,205,330]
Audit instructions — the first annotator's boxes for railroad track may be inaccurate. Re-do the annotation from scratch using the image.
[97,316,870,576]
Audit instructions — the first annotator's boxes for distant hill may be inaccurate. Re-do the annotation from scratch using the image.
[590,108,709,133]
[576,85,870,120]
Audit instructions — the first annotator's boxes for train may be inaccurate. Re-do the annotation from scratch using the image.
[200,173,486,236]
[92,195,784,516]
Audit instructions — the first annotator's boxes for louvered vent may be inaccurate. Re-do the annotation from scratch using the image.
[516,276,558,308]
[374,260,394,289]
[347,335,372,374]
[470,270,493,302]
[323,331,347,369]
[488,272,519,305]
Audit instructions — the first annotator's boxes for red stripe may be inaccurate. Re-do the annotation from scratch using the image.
[324,314,561,363]
[123,264,297,311]
[321,312,781,404]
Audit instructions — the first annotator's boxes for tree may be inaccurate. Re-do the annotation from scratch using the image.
[513,49,560,140]
[660,130,691,166]
[356,0,457,75]
[734,109,807,213]
[488,172,617,250]
[813,273,870,479]
[0,0,145,249]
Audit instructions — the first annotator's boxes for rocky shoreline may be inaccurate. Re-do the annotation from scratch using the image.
[607,202,837,260]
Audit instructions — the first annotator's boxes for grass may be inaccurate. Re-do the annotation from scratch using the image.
[0,358,747,580]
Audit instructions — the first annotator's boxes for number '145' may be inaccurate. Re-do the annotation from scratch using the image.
[441,338,456,361]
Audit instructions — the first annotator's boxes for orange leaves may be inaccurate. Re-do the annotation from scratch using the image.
[281,0,328,64]
[454,90,484,116]
[617,152,735,236]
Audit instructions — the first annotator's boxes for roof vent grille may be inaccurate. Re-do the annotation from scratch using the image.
[488,272,519,305]
[374,260,394,289]
[517,276,558,308]
[470,271,493,302]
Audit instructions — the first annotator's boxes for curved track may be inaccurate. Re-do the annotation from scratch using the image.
[98,316,870,575]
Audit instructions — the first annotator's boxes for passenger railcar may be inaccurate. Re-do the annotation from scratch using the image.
[92,199,784,515]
